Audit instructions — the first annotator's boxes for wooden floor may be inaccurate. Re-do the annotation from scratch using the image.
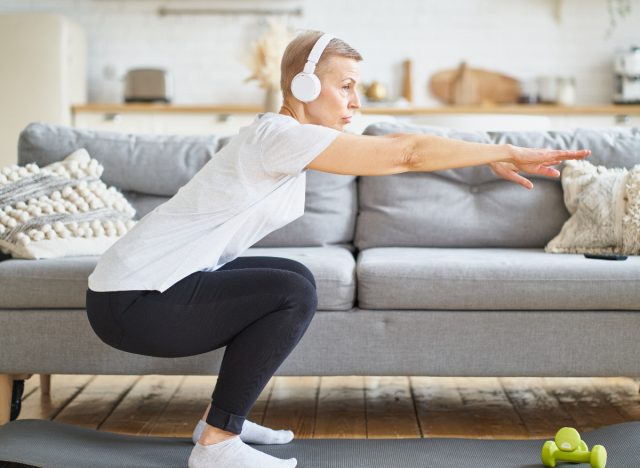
[15,375,640,439]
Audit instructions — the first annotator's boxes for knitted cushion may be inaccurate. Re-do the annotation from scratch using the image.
[545,159,640,255]
[0,148,136,259]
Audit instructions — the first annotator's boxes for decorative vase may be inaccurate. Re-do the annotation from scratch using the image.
[264,87,283,113]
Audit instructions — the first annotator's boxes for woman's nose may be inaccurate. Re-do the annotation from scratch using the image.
[350,91,361,109]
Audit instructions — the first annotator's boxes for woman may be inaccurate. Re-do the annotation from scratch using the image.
[86,31,590,468]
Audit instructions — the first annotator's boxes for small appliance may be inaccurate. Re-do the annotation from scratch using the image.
[124,68,173,103]
[614,46,640,104]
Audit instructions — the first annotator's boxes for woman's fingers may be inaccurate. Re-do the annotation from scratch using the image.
[497,165,533,189]
[545,149,590,161]
[492,158,560,187]
[511,146,590,166]
[534,165,561,177]
[516,162,562,177]
[511,172,534,189]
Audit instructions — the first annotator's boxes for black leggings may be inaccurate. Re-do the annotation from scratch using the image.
[85,256,317,434]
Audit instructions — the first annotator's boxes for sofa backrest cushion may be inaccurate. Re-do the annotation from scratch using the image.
[357,123,640,248]
[18,122,222,196]
[254,170,357,247]
[17,123,356,247]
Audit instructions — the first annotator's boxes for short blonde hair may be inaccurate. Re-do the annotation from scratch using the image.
[280,30,363,100]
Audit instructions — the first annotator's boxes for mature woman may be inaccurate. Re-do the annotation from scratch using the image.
[85,31,589,468]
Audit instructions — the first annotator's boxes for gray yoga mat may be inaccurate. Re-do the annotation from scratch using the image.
[1,419,639,468]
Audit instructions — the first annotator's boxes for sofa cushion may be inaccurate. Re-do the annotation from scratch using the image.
[18,123,357,246]
[0,246,356,311]
[357,247,640,310]
[254,171,357,247]
[0,149,137,259]
[18,122,223,196]
[357,123,640,248]
[119,191,170,219]
[546,159,640,255]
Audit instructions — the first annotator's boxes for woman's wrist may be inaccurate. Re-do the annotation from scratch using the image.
[501,144,517,165]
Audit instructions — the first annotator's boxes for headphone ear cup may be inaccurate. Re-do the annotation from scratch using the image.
[291,72,321,103]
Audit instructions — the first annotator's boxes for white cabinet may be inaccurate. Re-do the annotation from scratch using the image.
[73,111,257,136]
[380,114,640,132]
[548,114,640,130]
[72,106,640,136]
[73,109,400,136]
[73,110,398,135]
[406,114,553,131]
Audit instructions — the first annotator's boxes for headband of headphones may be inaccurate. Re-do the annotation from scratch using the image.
[302,33,334,74]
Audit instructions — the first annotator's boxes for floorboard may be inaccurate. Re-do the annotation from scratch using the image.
[365,376,420,438]
[262,377,318,439]
[53,375,139,430]
[314,376,366,438]
[18,375,94,422]
[99,375,184,435]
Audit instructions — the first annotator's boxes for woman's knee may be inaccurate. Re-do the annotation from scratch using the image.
[280,271,318,320]
[283,259,316,290]
[233,256,317,290]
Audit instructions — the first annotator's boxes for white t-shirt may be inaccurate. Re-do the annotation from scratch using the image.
[88,113,341,293]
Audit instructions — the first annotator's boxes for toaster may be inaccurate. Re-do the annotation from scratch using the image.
[124,68,173,103]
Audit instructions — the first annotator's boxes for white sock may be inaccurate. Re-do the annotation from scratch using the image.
[192,419,294,445]
[188,436,297,468]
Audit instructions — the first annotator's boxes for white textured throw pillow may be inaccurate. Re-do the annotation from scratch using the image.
[0,148,136,259]
[545,159,640,255]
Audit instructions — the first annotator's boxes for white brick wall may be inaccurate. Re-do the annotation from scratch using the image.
[1,0,638,105]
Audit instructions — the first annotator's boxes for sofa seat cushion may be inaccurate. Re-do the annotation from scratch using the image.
[357,247,640,310]
[0,246,356,311]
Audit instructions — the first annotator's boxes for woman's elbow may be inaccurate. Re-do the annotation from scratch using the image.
[396,134,419,173]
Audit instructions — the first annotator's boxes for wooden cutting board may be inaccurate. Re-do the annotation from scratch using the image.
[429,62,521,105]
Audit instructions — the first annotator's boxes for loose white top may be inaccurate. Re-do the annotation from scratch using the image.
[88,113,341,292]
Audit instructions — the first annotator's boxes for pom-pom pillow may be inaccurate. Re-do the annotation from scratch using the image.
[0,148,136,259]
[545,159,640,255]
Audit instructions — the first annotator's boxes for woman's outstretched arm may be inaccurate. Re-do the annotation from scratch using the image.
[305,132,590,188]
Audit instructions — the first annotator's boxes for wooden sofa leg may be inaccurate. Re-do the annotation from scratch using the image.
[0,374,12,425]
[40,374,51,396]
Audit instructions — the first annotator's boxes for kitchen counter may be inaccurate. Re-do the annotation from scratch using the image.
[72,103,640,116]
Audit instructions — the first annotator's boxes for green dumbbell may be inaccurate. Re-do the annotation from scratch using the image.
[541,427,607,468]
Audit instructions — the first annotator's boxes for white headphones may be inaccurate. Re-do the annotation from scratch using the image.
[290,33,334,103]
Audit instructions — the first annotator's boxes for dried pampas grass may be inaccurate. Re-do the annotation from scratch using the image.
[245,18,294,90]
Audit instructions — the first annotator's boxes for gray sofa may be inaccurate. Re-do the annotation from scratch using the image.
[1,121,639,424]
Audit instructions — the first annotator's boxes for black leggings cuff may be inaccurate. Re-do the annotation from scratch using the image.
[205,403,245,434]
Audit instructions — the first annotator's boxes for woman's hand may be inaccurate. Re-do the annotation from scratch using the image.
[489,145,591,189]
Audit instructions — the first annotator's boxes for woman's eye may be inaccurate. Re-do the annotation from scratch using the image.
[342,85,350,91]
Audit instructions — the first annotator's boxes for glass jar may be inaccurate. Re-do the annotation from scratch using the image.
[556,77,576,106]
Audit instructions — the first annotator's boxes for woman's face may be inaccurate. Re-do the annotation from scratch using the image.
[305,56,362,131]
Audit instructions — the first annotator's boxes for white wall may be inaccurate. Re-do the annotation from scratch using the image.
[1,0,639,106]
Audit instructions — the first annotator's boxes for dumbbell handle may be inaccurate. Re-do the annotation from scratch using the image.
[555,450,591,463]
